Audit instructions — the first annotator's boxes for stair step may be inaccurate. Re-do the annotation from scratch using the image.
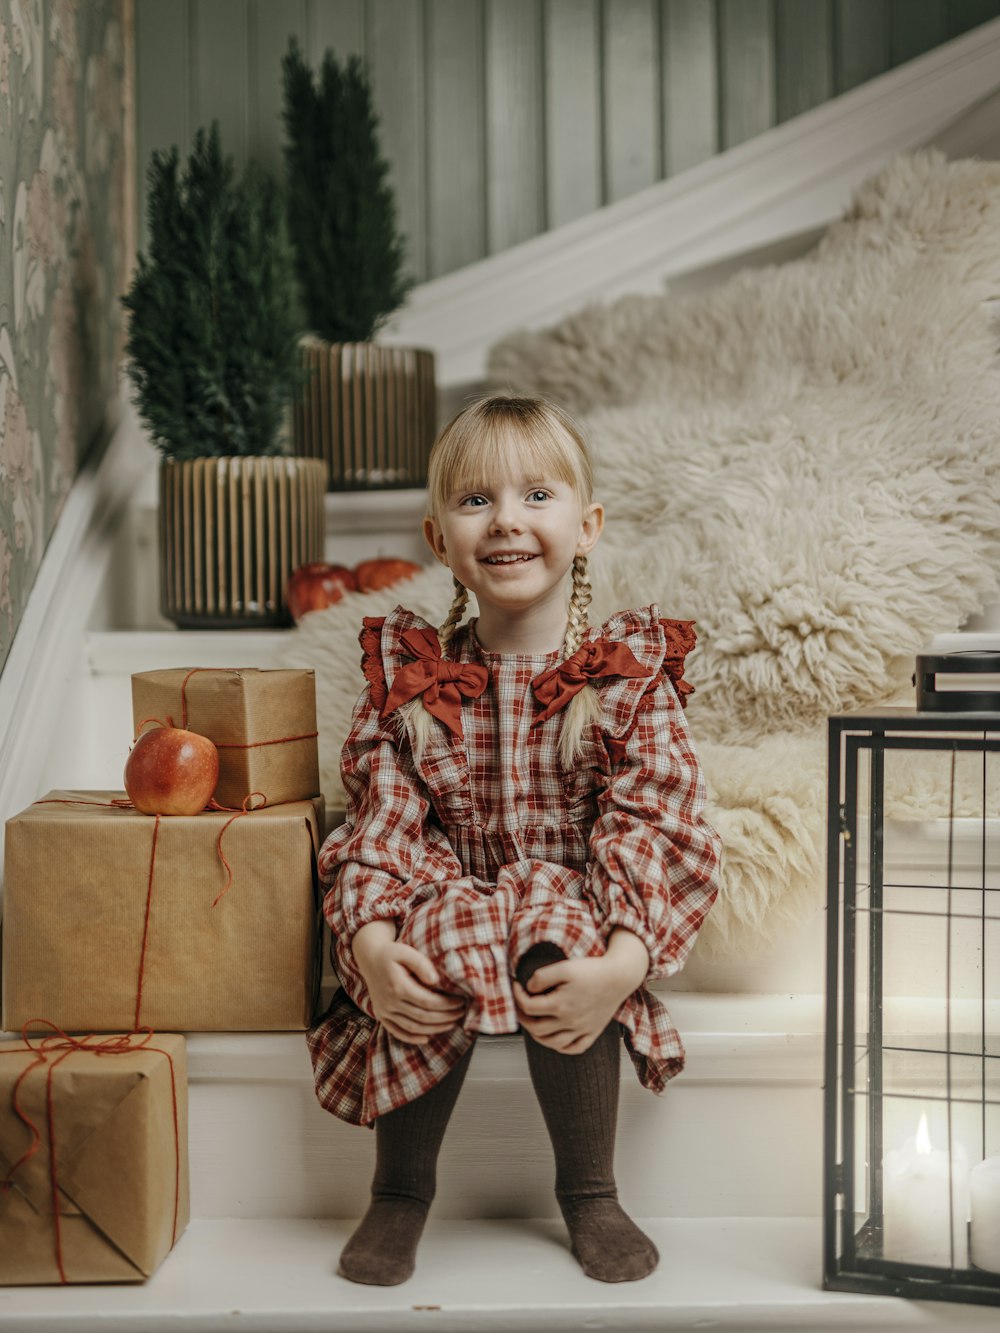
[2,1215,995,1332]
[0,998,824,1226]
[184,996,823,1221]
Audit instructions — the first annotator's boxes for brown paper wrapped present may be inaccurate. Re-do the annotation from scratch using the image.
[0,1030,189,1284]
[131,667,320,808]
[2,792,323,1033]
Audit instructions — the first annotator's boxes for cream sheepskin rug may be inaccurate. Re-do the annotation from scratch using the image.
[282,151,1000,958]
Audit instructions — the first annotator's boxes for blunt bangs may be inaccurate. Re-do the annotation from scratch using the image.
[426,397,593,518]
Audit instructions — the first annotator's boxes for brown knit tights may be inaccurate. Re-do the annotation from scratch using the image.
[338,1045,473,1286]
[518,942,659,1282]
[338,945,657,1287]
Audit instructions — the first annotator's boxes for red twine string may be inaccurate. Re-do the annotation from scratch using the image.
[0,1024,181,1284]
[177,667,317,748]
[211,792,266,907]
[44,1046,69,1280]
[134,814,162,1031]
[14,785,289,1276]
[33,797,134,809]
[179,667,209,729]
[133,716,168,741]
[215,732,318,749]
[8,783,281,1280]
[29,795,267,1028]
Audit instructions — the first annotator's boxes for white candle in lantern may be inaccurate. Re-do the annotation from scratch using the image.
[883,1115,970,1268]
[970,1156,1000,1273]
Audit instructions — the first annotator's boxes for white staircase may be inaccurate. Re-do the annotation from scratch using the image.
[3,1216,951,1332]
[3,418,999,1330]
[5,21,1000,1308]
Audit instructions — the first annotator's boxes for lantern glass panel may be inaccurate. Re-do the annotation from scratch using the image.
[825,714,1000,1306]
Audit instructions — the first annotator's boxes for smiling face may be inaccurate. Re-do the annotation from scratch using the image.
[425,475,602,637]
[422,399,604,652]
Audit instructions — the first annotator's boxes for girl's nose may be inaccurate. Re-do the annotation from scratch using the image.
[490,498,523,534]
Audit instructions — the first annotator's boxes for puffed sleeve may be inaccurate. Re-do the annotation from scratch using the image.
[319,686,467,948]
[320,618,519,1032]
[585,672,721,980]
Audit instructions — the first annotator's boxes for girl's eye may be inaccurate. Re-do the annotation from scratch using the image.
[528,489,550,503]
[459,494,488,507]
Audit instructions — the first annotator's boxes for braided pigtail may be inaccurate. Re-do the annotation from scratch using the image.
[559,555,600,768]
[438,578,470,656]
[564,555,592,655]
[403,578,470,764]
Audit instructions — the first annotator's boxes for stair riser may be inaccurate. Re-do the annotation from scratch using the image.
[188,1063,822,1221]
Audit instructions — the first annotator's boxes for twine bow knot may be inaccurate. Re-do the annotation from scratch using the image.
[382,627,490,739]
[1,1022,181,1285]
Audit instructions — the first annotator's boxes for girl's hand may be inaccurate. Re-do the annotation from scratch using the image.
[513,930,650,1055]
[352,922,466,1045]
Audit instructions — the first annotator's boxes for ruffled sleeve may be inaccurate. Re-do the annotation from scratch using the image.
[359,616,388,714]
[319,611,469,958]
[584,607,721,979]
[660,617,696,708]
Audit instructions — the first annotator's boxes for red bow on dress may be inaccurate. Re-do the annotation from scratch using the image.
[531,639,651,726]
[382,627,490,739]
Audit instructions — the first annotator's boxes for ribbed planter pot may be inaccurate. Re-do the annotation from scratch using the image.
[293,338,437,491]
[159,456,327,629]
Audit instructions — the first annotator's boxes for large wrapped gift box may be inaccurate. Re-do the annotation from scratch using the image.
[131,667,320,809]
[0,1031,189,1284]
[2,792,323,1032]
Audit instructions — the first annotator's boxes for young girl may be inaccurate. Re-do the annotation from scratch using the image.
[308,395,721,1286]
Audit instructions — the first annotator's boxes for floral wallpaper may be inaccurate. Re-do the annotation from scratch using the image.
[0,0,129,675]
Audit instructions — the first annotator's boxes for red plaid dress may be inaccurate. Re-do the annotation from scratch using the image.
[307,605,721,1126]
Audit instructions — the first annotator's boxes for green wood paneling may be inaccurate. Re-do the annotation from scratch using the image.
[604,0,660,203]
[948,0,1000,32]
[194,0,248,166]
[425,0,486,278]
[776,0,834,122]
[307,0,365,61]
[545,0,601,227]
[719,0,775,149]
[249,1,305,178]
[134,0,1000,274]
[370,0,427,282]
[486,0,544,252]
[662,0,717,175]
[135,0,191,242]
[891,0,946,65]
[835,0,890,93]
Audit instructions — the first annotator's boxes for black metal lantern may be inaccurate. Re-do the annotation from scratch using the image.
[824,707,1000,1306]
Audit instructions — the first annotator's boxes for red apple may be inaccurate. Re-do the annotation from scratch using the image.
[125,726,220,816]
[285,562,359,621]
[354,557,423,593]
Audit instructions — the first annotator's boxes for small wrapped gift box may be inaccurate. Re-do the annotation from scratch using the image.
[131,667,320,809]
[0,1030,189,1284]
[2,792,323,1033]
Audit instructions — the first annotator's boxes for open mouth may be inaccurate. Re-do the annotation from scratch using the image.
[481,554,537,566]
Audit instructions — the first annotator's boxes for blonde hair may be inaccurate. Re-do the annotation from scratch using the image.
[404,395,599,767]
[426,395,594,520]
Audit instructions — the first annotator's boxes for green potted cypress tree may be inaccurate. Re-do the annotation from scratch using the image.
[282,39,435,490]
[123,124,326,627]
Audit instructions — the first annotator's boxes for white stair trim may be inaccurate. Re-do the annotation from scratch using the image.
[2,1216,998,1331]
[0,993,823,1081]
[181,991,825,1088]
[0,398,147,878]
[86,628,290,673]
[79,626,1000,679]
[381,18,1000,385]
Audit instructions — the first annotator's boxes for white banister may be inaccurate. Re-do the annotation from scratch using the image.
[381,19,1000,385]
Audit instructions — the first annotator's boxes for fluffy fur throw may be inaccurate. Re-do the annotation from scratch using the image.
[282,152,1000,958]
